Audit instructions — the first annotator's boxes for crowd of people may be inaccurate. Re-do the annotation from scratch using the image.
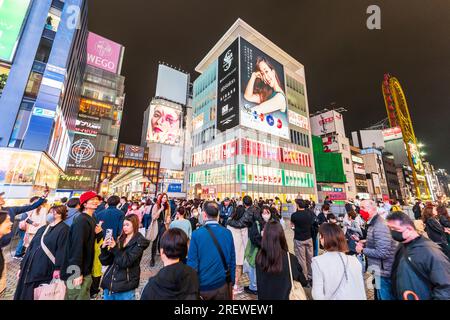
[0,190,449,300]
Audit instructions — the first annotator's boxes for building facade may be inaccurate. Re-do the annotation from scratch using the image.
[360,148,389,201]
[350,146,370,200]
[0,0,88,203]
[382,152,402,201]
[188,20,317,202]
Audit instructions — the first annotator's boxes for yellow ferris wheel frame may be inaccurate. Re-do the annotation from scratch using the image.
[382,74,430,200]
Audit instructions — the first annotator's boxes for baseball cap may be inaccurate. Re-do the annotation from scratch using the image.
[79,191,102,206]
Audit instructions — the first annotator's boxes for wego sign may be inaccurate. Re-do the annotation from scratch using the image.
[87,32,122,74]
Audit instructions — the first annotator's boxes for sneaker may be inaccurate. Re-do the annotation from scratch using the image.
[233,285,243,295]
[244,286,257,295]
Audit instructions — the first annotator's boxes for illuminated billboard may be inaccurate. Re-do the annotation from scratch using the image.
[311,111,345,137]
[240,38,289,139]
[0,149,40,185]
[87,32,123,74]
[156,64,189,106]
[0,0,31,62]
[146,103,182,145]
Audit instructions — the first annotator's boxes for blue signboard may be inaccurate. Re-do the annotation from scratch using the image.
[167,183,182,193]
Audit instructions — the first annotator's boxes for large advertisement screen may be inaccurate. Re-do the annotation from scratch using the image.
[146,103,182,145]
[240,38,289,139]
[0,0,30,62]
[156,65,189,106]
[87,32,122,74]
[217,38,240,132]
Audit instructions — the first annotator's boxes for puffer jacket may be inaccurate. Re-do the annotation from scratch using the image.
[363,214,397,278]
[100,233,150,294]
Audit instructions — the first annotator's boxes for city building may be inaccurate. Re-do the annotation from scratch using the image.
[423,162,444,201]
[360,148,389,201]
[350,146,370,200]
[435,169,450,198]
[0,0,88,203]
[188,19,317,202]
[382,151,402,201]
[311,109,356,200]
[56,32,126,198]
[312,136,347,204]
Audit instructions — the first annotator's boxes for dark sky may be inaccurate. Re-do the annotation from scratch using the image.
[89,0,450,171]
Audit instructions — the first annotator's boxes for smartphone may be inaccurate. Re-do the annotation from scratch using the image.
[105,229,113,243]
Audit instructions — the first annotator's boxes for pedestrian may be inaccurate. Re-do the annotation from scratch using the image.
[317,204,329,226]
[150,193,170,267]
[421,204,450,258]
[95,195,125,239]
[126,201,144,225]
[14,206,69,300]
[324,196,333,206]
[189,206,200,232]
[142,199,154,231]
[244,205,276,296]
[0,190,48,252]
[117,197,129,214]
[256,220,307,300]
[226,195,257,295]
[290,198,316,283]
[0,211,13,294]
[187,201,236,300]
[64,198,81,227]
[23,198,48,249]
[311,223,367,300]
[169,206,192,240]
[437,205,450,243]
[60,191,103,300]
[355,200,397,300]
[219,197,234,227]
[141,228,199,300]
[99,214,150,300]
[387,211,450,300]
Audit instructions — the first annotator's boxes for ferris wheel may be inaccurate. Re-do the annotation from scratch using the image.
[382,74,430,199]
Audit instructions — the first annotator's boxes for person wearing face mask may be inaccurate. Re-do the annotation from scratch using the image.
[244,205,275,296]
[14,206,69,300]
[387,211,450,300]
[126,202,143,225]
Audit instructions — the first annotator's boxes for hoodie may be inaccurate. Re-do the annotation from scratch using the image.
[140,262,199,300]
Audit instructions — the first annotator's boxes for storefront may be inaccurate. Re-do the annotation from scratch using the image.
[0,148,62,205]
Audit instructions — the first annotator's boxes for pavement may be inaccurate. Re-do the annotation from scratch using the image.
[0,220,374,300]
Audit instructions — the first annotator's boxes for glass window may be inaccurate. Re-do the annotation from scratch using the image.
[24,72,43,98]
[45,7,62,32]
[35,38,53,63]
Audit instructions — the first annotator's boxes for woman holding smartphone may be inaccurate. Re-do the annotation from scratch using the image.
[99,214,150,300]
[150,193,170,267]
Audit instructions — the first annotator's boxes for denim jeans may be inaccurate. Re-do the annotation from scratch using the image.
[377,276,394,300]
[103,289,135,300]
[244,261,257,291]
[14,230,25,257]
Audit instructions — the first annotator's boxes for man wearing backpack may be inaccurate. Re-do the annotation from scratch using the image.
[387,211,450,300]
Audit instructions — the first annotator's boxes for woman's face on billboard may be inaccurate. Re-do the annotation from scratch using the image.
[257,60,276,88]
[151,105,180,136]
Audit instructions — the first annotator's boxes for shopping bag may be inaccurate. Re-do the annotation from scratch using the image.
[34,280,66,300]
[146,220,158,242]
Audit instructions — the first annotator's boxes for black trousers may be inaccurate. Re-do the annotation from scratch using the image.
[151,222,166,262]
[90,276,101,297]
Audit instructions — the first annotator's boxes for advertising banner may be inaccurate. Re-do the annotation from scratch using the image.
[123,144,145,160]
[288,110,309,130]
[217,38,240,132]
[0,149,40,185]
[87,32,122,74]
[311,111,345,136]
[382,126,403,141]
[240,38,289,139]
[75,118,101,136]
[167,183,182,193]
[146,103,182,145]
[0,0,31,62]
[322,135,339,153]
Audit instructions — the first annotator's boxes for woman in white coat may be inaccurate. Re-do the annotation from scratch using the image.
[311,223,367,300]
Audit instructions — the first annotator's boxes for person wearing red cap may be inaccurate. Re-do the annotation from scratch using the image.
[60,191,103,300]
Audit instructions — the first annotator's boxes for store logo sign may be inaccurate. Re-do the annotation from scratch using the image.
[69,139,96,165]
[223,49,233,72]
[33,107,55,119]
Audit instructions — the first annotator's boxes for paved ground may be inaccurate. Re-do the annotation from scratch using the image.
[0,220,374,300]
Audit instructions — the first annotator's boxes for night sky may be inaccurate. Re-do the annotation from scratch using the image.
[89,0,450,171]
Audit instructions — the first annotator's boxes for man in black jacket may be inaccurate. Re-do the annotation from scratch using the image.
[61,191,103,300]
[412,200,423,220]
[387,211,450,300]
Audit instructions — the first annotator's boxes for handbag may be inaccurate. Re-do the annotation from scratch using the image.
[287,252,307,300]
[34,279,66,300]
[146,219,159,242]
[244,221,260,268]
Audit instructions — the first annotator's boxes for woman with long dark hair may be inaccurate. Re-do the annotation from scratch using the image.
[150,193,170,267]
[0,211,13,294]
[99,214,150,300]
[255,221,307,300]
[422,204,450,257]
[14,206,69,300]
[244,57,287,115]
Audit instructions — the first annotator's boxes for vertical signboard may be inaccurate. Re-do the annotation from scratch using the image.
[240,38,289,139]
[0,0,31,62]
[216,38,240,132]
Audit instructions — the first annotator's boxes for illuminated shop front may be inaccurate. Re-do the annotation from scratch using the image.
[0,148,62,205]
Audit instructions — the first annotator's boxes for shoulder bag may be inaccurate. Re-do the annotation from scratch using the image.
[287,252,307,300]
[328,253,349,300]
[41,225,56,264]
